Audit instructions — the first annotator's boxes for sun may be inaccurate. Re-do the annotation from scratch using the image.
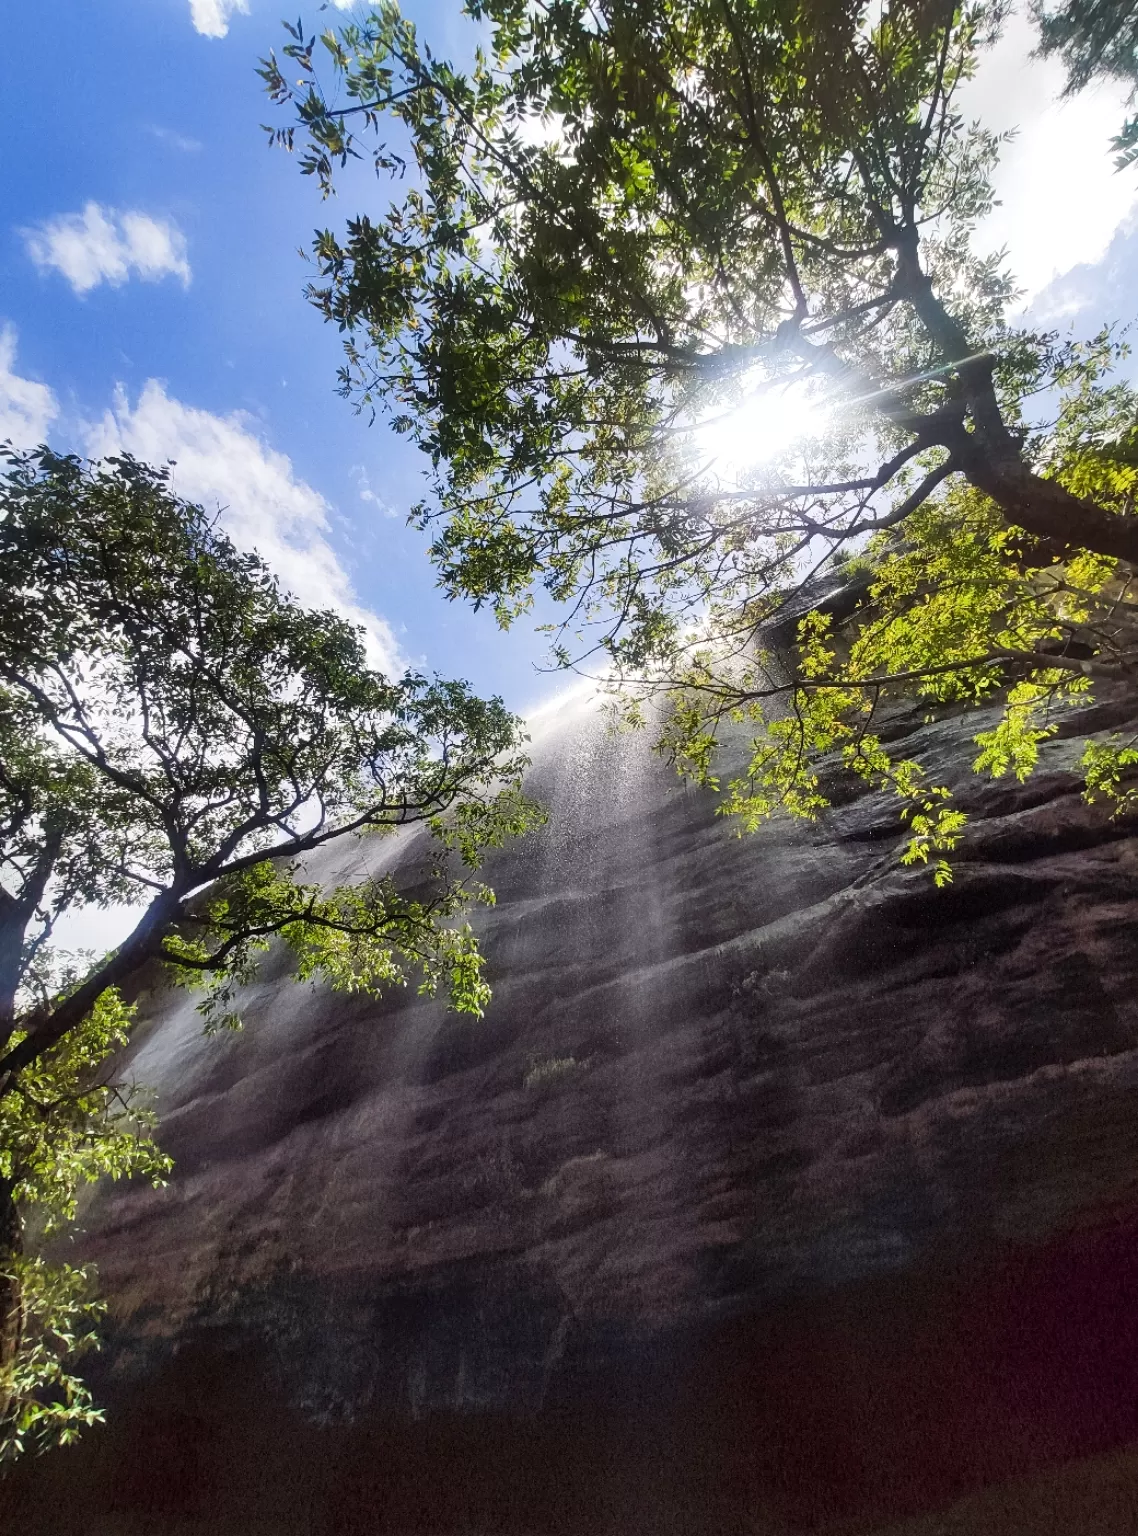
[694,376,829,477]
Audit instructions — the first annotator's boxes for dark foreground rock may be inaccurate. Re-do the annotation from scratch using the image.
[6,685,1138,1533]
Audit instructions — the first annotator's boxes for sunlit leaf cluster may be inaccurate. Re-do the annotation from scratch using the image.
[0,1257,106,1462]
[658,357,1138,875]
[0,989,168,1462]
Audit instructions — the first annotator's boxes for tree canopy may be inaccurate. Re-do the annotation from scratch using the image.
[1033,0,1138,167]
[265,0,1138,874]
[0,446,535,1454]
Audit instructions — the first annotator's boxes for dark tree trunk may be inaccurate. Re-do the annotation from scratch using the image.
[0,1179,23,1427]
[953,438,1138,568]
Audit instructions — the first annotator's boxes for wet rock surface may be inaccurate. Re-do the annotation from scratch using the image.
[7,686,1138,1532]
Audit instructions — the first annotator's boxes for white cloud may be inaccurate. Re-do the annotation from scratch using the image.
[23,203,191,296]
[351,464,399,517]
[188,0,248,38]
[148,125,203,153]
[0,327,59,449]
[1026,205,1138,324]
[85,381,403,675]
[960,12,1138,303]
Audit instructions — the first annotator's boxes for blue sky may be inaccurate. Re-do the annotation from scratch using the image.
[3,0,1138,731]
[1,0,554,709]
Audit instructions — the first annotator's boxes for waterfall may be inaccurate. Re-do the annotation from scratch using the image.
[12,680,1138,1534]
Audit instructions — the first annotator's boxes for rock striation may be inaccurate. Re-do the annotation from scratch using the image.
[6,682,1138,1533]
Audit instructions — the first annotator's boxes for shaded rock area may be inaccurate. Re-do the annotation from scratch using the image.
[7,684,1138,1533]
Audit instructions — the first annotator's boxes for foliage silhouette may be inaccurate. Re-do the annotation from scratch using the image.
[265,0,1138,869]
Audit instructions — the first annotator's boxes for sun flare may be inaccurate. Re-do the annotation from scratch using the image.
[694,377,829,477]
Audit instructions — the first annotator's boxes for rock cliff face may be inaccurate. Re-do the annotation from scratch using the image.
[7,684,1138,1534]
